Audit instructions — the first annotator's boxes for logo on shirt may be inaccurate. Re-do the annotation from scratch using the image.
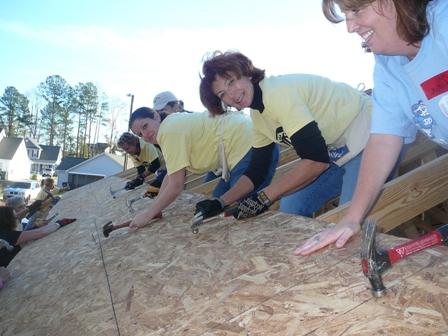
[276,127,291,146]
[411,100,435,139]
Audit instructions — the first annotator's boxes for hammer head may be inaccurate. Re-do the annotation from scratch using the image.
[361,218,391,297]
[102,221,113,238]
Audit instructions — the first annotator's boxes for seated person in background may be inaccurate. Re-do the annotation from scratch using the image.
[5,196,44,230]
[36,177,68,205]
[0,206,74,269]
[6,196,72,231]
[117,132,167,194]
[153,91,192,114]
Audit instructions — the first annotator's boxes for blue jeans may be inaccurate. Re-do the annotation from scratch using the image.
[279,152,363,217]
[203,171,220,183]
[212,145,280,198]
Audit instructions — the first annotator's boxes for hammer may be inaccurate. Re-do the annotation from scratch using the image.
[102,220,131,238]
[102,213,163,238]
[361,219,448,297]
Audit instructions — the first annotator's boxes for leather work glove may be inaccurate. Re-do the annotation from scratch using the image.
[27,200,43,215]
[56,218,77,227]
[125,175,145,190]
[233,191,272,220]
[143,185,160,198]
[194,198,226,220]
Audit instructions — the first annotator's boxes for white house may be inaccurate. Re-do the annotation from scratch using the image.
[24,137,63,175]
[65,153,134,189]
[0,137,32,180]
[55,157,87,188]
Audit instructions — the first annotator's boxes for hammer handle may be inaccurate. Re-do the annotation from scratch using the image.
[388,224,448,264]
[113,220,132,230]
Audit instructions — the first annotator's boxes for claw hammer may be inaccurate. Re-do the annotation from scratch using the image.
[361,219,448,297]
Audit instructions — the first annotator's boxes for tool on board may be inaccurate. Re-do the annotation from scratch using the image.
[361,219,448,297]
[191,207,237,234]
[102,213,163,238]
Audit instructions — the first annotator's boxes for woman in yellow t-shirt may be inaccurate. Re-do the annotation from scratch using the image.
[127,108,279,228]
[196,50,372,223]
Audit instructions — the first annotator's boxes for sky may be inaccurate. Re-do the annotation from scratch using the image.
[0,0,374,139]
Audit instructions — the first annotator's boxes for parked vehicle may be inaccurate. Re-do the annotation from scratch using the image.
[3,180,41,204]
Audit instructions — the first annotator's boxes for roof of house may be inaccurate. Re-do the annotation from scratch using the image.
[0,137,23,160]
[24,137,41,150]
[56,157,88,171]
[1,173,447,335]
[37,145,61,161]
[66,152,134,175]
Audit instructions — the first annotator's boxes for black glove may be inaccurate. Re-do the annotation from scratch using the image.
[194,198,225,220]
[125,175,145,190]
[27,200,43,216]
[233,191,272,220]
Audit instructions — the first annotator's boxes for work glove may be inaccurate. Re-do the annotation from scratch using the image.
[194,198,226,220]
[143,185,160,198]
[56,218,77,227]
[125,175,145,190]
[233,191,272,220]
[27,200,43,215]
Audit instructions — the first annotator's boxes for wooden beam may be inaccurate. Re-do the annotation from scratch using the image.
[317,153,448,233]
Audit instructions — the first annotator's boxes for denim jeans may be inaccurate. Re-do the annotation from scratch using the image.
[203,171,220,183]
[279,151,363,217]
[212,145,280,198]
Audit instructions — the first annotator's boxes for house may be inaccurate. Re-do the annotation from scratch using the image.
[24,137,63,175]
[0,137,31,180]
[65,153,134,189]
[55,157,88,188]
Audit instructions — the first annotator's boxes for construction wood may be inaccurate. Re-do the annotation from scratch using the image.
[1,175,448,335]
[317,153,448,233]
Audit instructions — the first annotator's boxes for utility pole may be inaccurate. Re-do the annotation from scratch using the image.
[123,93,134,172]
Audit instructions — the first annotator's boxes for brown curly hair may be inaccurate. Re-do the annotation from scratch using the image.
[200,51,265,116]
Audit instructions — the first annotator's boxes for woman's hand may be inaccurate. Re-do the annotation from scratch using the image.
[129,210,153,229]
[129,210,163,229]
[294,220,361,256]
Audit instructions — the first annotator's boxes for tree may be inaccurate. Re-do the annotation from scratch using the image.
[73,82,99,157]
[38,75,73,146]
[0,86,32,137]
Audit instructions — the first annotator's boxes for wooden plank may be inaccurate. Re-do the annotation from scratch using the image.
[317,153,448,233]
[2,176,448,335]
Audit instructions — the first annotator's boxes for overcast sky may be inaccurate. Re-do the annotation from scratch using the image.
[0,0,374,138]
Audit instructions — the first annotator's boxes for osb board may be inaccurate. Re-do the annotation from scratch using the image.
[1,176,448,336]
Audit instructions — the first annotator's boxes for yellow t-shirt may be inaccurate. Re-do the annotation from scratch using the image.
[157,111,252,175]
[251,74,371,148]
[129,138,165,169]
[36,188,56,201]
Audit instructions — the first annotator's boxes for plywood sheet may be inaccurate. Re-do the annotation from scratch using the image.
[1,176,447,335]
